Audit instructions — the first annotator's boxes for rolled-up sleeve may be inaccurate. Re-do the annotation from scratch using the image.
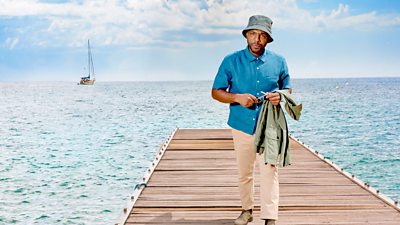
[212,57,232,90]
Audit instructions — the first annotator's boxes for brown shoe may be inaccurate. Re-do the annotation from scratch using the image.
[264,219,276,225]
[234,210,253,225]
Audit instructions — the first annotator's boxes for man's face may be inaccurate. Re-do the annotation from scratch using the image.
[245,29,269,57]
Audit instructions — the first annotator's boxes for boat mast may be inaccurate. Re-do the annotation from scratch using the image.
[87,40,91,78]
[87,39,95,80]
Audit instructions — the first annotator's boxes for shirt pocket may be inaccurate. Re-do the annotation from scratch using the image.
[259,71,279,91]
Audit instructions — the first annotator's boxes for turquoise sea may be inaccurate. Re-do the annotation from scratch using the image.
[1,78,399,224]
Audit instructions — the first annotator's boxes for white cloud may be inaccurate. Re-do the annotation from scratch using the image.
[5,37,19,49]
[0,0,399,48]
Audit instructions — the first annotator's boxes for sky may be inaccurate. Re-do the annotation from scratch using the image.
[0,0,400,81]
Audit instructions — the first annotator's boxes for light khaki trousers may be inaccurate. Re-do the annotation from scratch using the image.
[232,128,279,220]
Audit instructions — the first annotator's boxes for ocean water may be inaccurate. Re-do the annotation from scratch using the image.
[0,78,399,224]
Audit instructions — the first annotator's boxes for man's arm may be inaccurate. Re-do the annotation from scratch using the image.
[211,88,258,108]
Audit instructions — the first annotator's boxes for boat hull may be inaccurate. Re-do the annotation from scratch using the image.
[79,79,95,85]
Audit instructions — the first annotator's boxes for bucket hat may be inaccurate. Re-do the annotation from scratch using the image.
[242,15,274,43]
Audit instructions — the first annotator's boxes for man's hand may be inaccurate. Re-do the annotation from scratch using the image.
[211,89,281,108]
[266,92,281,106]
[235,93,258,108]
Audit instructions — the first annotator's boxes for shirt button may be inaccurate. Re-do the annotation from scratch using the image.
[257,80,260,83]
[256,67,259,70]
[253,118,255,121]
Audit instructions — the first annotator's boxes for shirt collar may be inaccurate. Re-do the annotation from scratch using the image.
[244,46,268,62]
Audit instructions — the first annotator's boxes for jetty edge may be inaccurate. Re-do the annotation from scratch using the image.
[115,128,400,225]
[290,135,400,212]
[114,128,178,225]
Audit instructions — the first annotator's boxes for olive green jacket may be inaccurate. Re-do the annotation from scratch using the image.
[254,89,302,167]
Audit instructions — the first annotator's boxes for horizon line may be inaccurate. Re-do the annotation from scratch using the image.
[1,76,399,83]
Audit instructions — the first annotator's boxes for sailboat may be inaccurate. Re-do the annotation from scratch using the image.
[79,39,96,85]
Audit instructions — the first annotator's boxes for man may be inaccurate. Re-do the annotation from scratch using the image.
[211,15,291,225]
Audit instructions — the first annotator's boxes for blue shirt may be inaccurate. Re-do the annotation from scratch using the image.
[212,47,291,135]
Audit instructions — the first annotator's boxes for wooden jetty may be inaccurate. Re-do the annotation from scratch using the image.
[116,128,400,225]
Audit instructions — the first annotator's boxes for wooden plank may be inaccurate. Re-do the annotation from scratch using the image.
[126,209,400,224]
[167,141,234,150]
[172,129,232,140]
[120,128,400,225]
